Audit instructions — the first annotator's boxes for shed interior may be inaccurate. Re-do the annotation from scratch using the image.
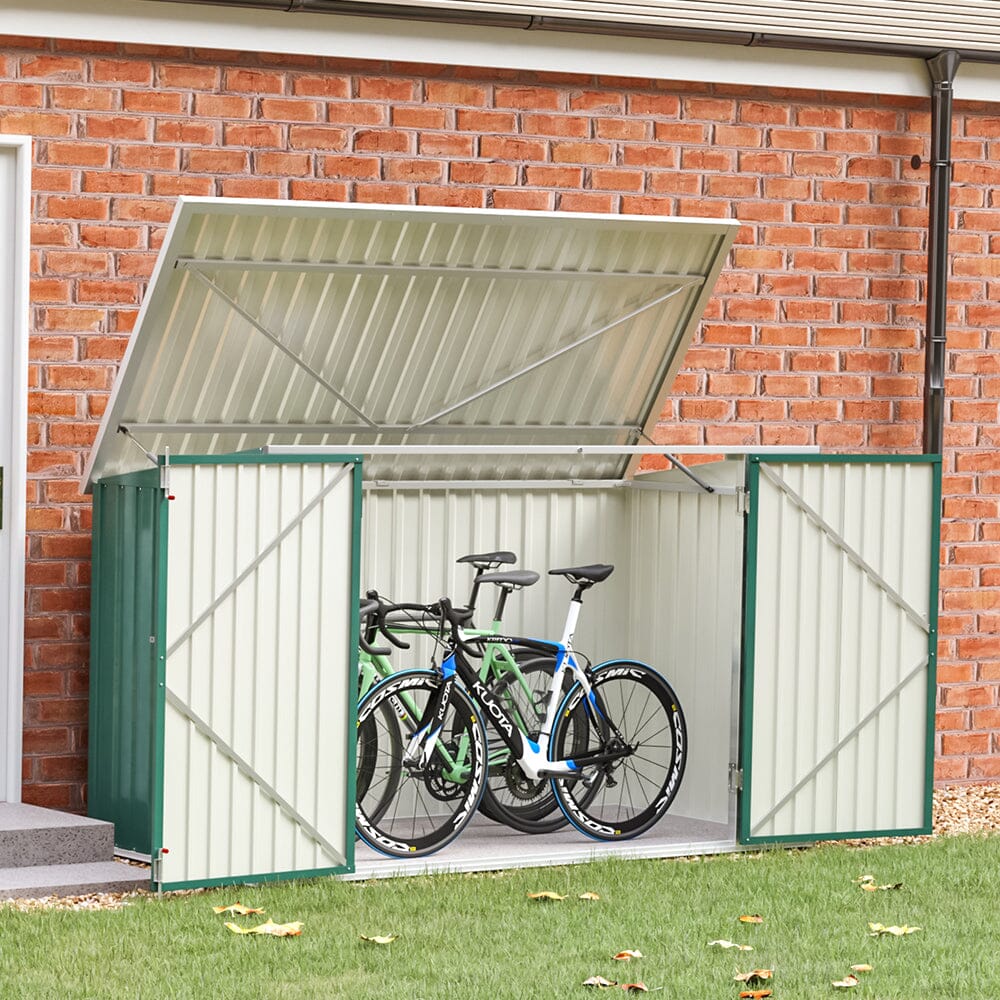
[352,454,747,876]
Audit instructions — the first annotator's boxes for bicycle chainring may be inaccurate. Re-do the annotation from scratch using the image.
[423,744,466,801]
[498,758,546,801]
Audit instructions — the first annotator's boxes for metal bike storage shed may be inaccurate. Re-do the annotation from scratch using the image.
[84,198,940,886]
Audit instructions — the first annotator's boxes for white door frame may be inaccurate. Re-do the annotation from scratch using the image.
[0,136,30,803]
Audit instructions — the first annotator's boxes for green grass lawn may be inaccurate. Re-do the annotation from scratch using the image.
[2,834,998,999]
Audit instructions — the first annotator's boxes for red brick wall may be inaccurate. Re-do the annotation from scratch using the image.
[2,35,998,810]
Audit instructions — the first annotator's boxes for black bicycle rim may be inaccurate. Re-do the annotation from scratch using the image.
[356,697,402,825]
[355,671,488,858]
[551,661,686,841]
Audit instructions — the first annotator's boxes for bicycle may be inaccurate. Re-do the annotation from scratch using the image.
[354,564,687,858]
[358,565,570,834]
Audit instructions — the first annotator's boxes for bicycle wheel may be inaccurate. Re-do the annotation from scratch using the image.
[355,669,488,858]
[478,655,573,834]
[550,660,686,841]
[356,695,402,825]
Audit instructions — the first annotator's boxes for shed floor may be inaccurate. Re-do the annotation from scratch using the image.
[345,812,733,880]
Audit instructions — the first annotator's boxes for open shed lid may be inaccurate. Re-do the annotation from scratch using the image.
[85,198,737,487]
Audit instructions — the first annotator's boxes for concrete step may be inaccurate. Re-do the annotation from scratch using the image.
[0,803,114,867]
[0,860,149,900]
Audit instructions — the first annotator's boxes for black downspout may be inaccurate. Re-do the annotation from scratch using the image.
[923,50,960,456]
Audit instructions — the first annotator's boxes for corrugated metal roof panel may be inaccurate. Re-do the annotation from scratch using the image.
[85,199,736,486]
[330,0,1000,53]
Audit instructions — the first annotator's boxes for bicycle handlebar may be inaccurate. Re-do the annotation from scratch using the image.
[358,599,392,657]
[434,596,484,660]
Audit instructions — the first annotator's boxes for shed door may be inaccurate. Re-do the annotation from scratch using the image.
[157,458,360,889]
[740,457,940,843]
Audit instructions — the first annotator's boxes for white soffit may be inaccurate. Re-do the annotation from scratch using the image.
[85,198,737,486]
[3,2,997,101]
[338,0,1000,53]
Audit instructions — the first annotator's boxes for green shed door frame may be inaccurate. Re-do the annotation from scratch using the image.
[739,455,941,844]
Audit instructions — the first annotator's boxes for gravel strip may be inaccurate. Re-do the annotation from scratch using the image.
[932,782,1000,835]
[1,784,997,910]
[0,891,146,912]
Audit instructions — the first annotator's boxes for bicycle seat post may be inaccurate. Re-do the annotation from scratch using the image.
[492,583,512,623]
[547,564,615,648]
[457,550,516,616]
[472,569,540,628]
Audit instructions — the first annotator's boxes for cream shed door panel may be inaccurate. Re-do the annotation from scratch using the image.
[741,458,938,843]
[158,460,358,888]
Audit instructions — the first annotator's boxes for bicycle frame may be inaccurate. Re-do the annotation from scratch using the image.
[404,597,624,784]
[361,615,538,784]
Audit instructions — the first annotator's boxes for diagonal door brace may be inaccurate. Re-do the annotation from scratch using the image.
[165,463,352,659]
[758,463,929,632]
[187,268,378,429]
[407,279,703,429]
[164,688,345,864]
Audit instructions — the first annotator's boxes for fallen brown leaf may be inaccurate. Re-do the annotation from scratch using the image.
[734,970,773,984]
[832,974,860,988]
[225,919,302,937]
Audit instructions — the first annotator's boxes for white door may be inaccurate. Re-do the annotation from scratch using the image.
[740,457,940,843]
[157,458,360,888]
[0,138,29,803]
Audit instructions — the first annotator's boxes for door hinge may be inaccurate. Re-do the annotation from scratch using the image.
[735,487,750,517]
[728,763,743,793]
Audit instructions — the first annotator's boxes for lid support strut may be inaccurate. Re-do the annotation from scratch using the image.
[660,451,716,493]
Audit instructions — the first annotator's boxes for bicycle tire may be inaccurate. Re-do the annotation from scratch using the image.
[478,655,571,834]
[550,660,686,841]
[356,695,402,826]
[355,669,488,858]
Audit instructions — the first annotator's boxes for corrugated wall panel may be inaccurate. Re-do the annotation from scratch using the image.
[628,463,744,827]
[362,487,632,661]
[88,473,162,856]
[743,458,936,841]
[159,460,357,887]
[337,0,1000,52]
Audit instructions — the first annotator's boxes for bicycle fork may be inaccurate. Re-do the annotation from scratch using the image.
[401,672,456,772]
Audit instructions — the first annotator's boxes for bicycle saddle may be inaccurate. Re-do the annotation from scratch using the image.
[457,550,516,568]
[548,564,614,585]
[473,570,540,589]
